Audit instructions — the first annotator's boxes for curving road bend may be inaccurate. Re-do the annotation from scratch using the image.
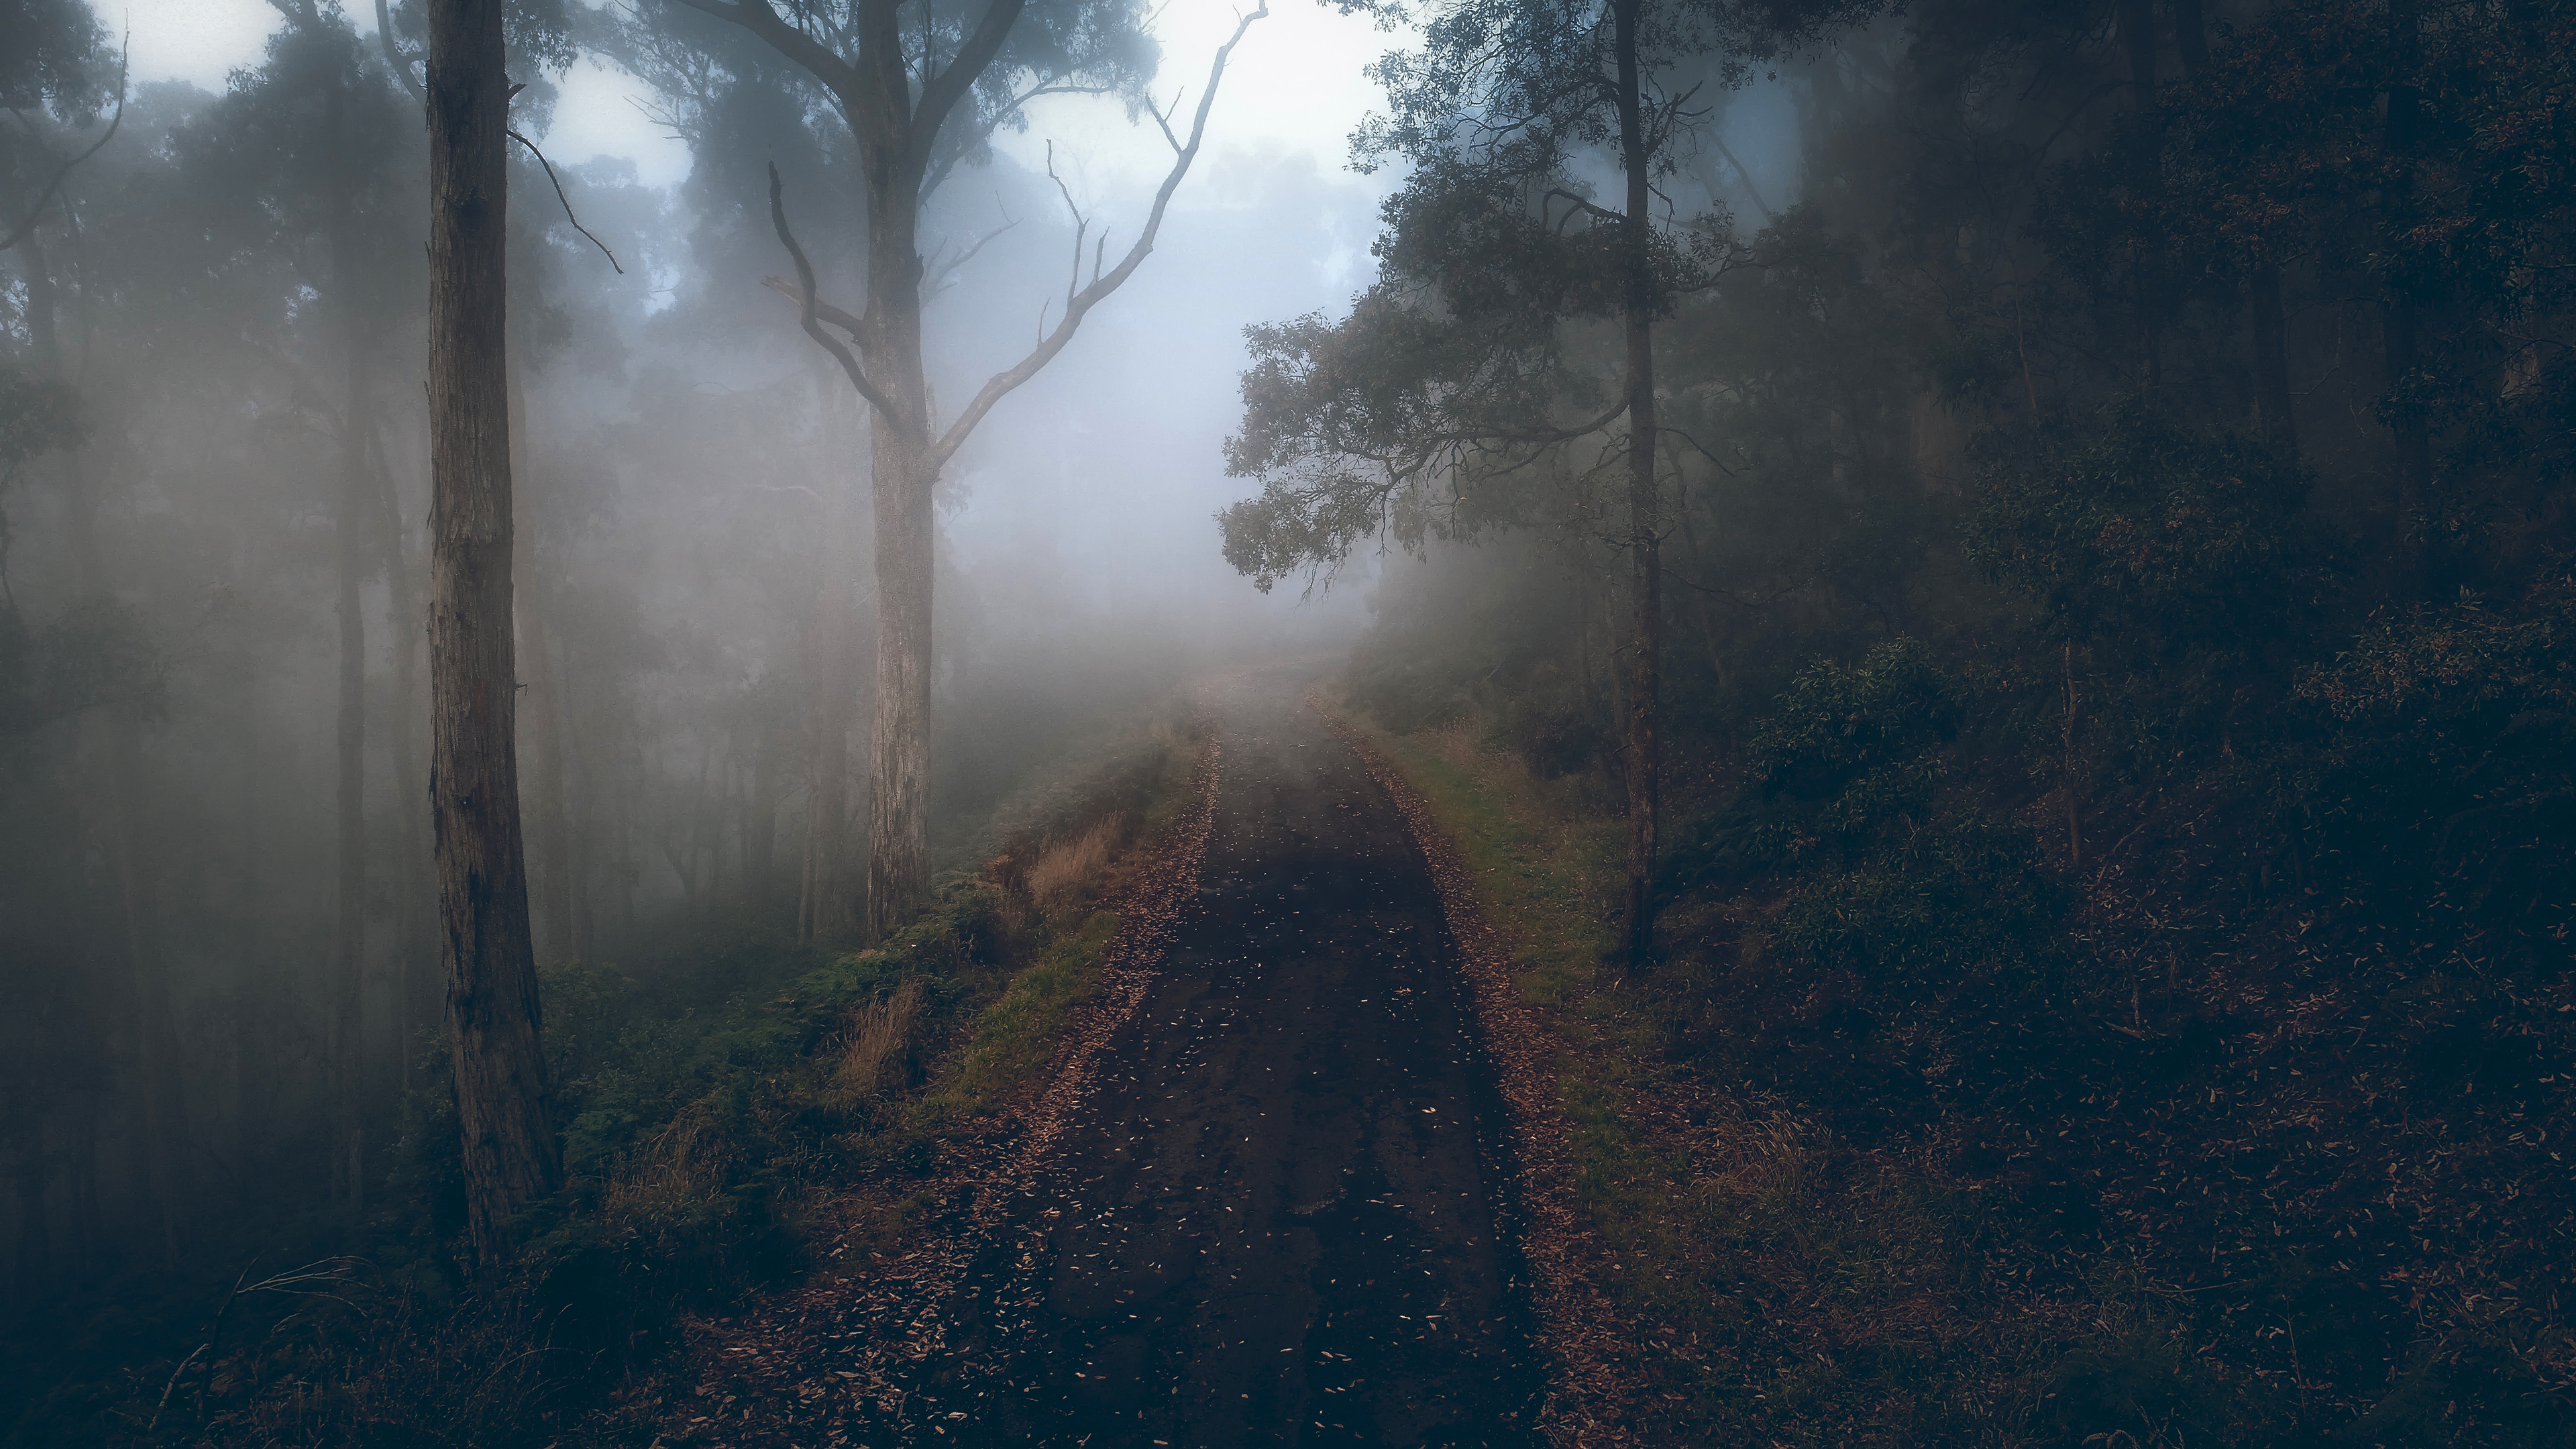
[970,667,1546,1448]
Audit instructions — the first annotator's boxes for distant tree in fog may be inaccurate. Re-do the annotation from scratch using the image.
[1223,0,1868,965]
[637,0,1265,941]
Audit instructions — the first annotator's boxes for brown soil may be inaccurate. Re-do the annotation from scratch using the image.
[659,668,1548,1448]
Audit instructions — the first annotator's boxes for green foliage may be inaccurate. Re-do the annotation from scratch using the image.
[2290,564,2576,916]
[1670,639,1961,881]
[390,892,1006,1302]
[1671,640,2063,1007]
[1748,637,1960,800]
[1772,810,2062,1004]
[0,0,111,119]
[1969,403,2316,661]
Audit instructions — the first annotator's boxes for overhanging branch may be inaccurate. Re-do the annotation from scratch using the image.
[929,2,1267,470]
[768,162,901,423]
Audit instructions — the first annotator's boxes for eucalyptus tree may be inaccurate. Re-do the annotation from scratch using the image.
[1223,0,1864,963]
[637,0,1266,938]
[425,0,562,1263]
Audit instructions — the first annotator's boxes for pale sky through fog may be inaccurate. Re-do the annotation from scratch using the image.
[107,0,1401,196]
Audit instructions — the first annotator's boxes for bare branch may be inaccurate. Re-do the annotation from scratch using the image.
[930,3,1268,469]
[768,162,902,424]
[1145,87,1186,154]
[0,36,126,255]
[924,80,1117,199]
[1705,133,1775,221]
[760,274,865,337]
[924,215,1019,297]
[1543,187,1621,232]
[376,0,426,105]
[508,130,624,272]
[1044,139,1090,308]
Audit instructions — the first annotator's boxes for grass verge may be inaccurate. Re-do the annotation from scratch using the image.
[1318,690,2084,1448]
[58,715,1212,1449]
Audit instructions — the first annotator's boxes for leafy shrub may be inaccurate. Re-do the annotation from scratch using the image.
[1771,810,2063,1006]
[1969,402,2317,664]
[2288,563,2576,942]
[1668,639,1961,884]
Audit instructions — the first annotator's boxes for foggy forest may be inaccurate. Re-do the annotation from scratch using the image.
[3,0,2572,1442]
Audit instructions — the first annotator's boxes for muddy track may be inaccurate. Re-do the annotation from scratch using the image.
[665,669,1552,1448]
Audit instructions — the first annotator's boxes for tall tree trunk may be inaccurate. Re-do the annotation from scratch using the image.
[508,356,576,961]
[1613,0,1662,968]
[861,286,936,943]
[426,0,560,1264]
[801,380,861,942]
[370,422,433,1092]
[2172,0,2208,71]
[748,717,780,912]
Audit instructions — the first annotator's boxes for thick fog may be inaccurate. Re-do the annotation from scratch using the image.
[0,0,1438,1288]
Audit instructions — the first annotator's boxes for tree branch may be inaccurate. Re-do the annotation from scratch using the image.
[376,0,426,104]
[509,130,623,272]
[1706,133,1775,221]
[1544,186,1621,231]
[925,215,1019,298]
[922,80,1116,200]
[930,3,1267,469]
[673,0,863,102]
[761,275,866,337]
[910,0,1031,170]
[769,162,901,423]
[0,37,126,255]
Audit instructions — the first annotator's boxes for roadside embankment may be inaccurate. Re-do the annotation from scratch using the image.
[1316,689,2083,1448]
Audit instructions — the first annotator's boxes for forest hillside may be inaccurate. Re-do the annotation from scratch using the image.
[4,0,2573,1444]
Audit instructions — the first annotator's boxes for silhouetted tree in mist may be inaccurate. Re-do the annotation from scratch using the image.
[643,0,1265,941]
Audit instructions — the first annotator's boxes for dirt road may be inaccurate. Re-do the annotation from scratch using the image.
[967,668,1546,1446]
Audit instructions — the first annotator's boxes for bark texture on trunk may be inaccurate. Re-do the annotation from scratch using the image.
[370,421,433,1090]
[1613,0,1662,968]
[507,356,576,961]
[426,0,560,1264]
[859,139,935,941]
[863,406,934,941]
[800,384,860,943]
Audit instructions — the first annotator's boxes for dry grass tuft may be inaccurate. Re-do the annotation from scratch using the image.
[837,977,924,1103]
[1013,816,1126,926]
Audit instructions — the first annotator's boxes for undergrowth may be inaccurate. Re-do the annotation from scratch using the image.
[1324,661,2576,1449]
[18,716,1206,1449]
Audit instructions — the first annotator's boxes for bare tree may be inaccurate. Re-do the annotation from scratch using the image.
[425,0,560,1262]
[675,0,1264,938]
